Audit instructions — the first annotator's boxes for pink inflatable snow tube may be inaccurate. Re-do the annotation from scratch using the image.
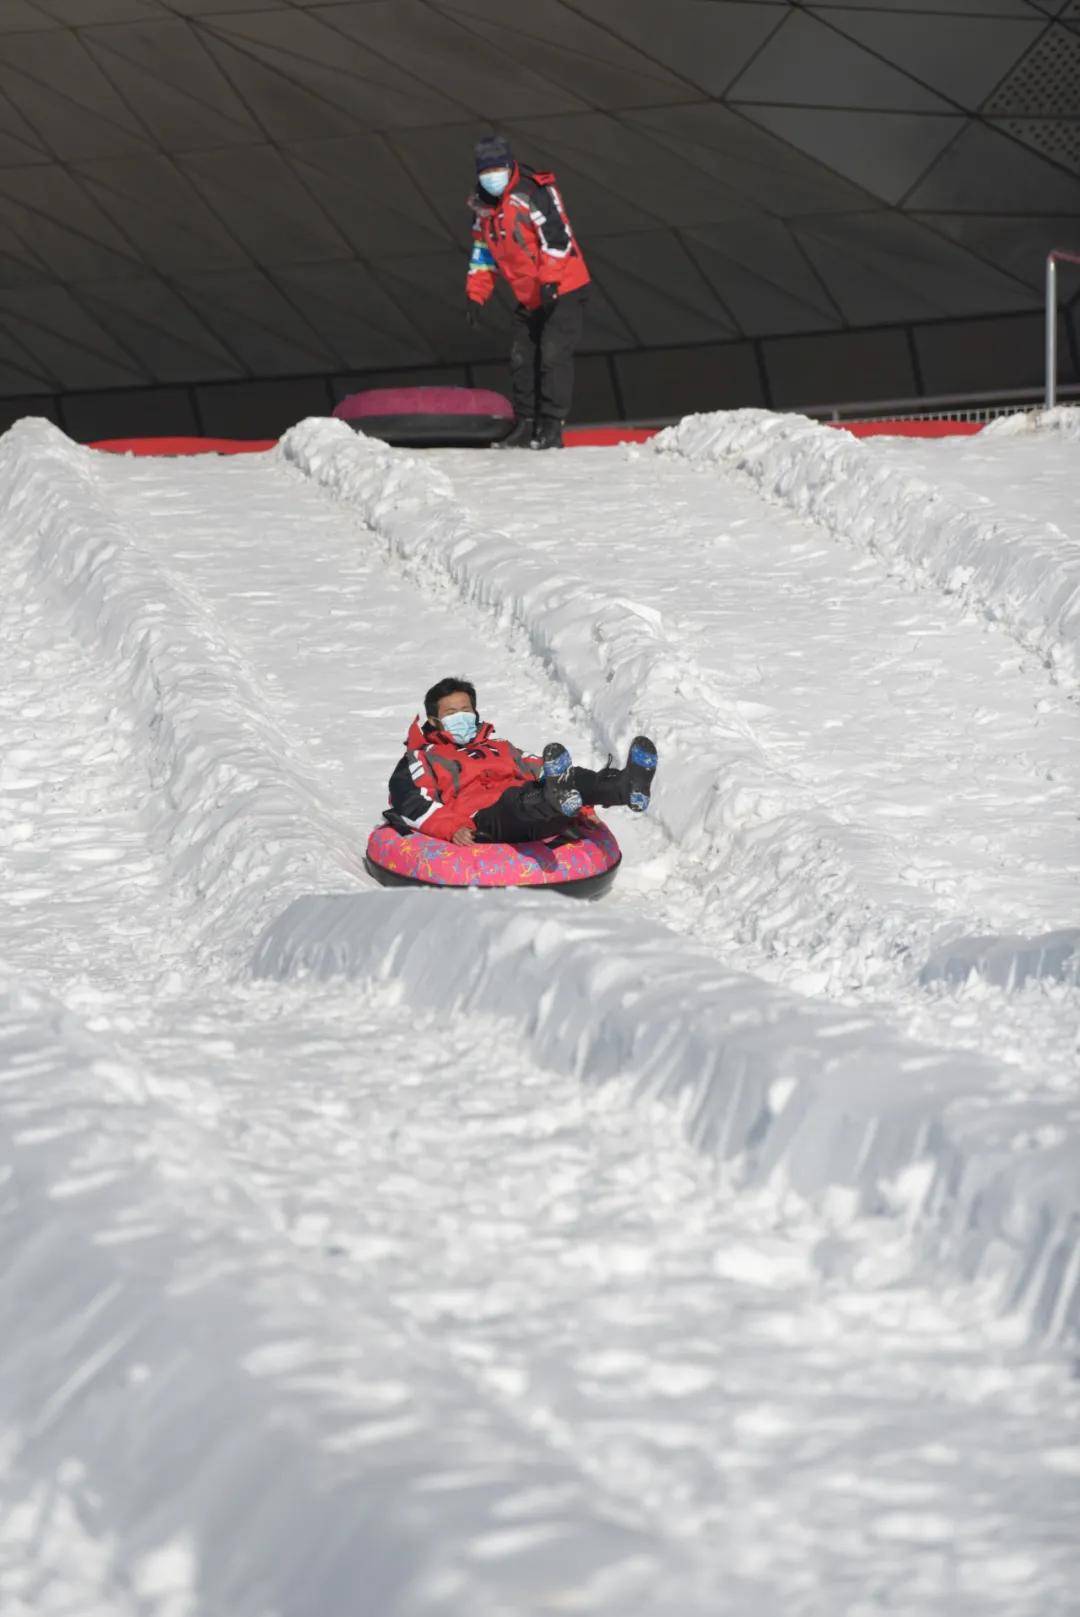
[365,815,621,899]
[333,386,514,447]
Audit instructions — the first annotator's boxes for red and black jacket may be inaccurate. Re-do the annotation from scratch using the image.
[466,165,591,312]
[388,718,542,841]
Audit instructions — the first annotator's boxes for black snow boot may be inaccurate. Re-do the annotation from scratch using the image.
[541,741,582,816]
[624,735,658,812]
[533,417,564,450]
[498,417,536,449]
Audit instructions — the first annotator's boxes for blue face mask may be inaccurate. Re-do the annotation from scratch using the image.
[442,710,479,744]
[479,167,510,198]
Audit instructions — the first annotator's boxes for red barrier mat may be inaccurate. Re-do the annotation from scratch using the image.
[829,418,984,438]
[93,436,276,455]
[90,418,987,457]
[562,426,660,446]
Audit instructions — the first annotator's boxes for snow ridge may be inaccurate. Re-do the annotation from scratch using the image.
[0,420,362,964]
[254,891,1080,1348]
[655,409,1080,690]
[280,419,934,987]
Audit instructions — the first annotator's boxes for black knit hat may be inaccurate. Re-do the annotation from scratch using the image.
[475,133,513,175]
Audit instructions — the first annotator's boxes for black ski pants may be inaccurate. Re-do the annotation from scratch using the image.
[473,763,626,844]
[509,288,588,424]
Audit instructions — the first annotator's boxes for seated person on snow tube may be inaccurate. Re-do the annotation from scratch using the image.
[388,676,658,847]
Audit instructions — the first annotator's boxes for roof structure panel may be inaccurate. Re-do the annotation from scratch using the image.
[625,103,878,217]
[0,0,1074,402]
[170,267,340,373]
[727,10,952,110]
[75,275,244,381]
[565,0,786,98]
[908,121,1080,210]
[810,7,1042,108]
[322,1,593,119]
[794,211,1038,324]
[738,106,963,205]
[432,0,698,109]
[79,20,262,149]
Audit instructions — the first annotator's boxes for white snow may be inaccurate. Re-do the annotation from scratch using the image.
[1,411,1078,1615]
[657,407,1080,689]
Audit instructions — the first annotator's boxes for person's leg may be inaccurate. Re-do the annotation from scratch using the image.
[473,783,567,843]
[506,303,542,443]
[566,736,659,813]
[473,734,659,840]
[532,306,545,421]
[568,765,626,809]
[536,289,587,442]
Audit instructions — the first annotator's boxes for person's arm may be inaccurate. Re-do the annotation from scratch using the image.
[526,179,574,279]
[466,221,498,306]
[508,743,542,780]
[388,750,475,842]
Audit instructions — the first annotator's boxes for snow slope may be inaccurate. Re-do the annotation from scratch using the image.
[2,416,1079,1616]
[284,419,1079,1124]
[657,408,1080,689]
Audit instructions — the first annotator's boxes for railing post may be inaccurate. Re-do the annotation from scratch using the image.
[1046,253,1058,409]
[1045,249,1080,409]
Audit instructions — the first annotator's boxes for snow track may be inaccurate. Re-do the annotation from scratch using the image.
[2,416,1079,1615]
[283,420,1080,1303]
[658,408,1080,691]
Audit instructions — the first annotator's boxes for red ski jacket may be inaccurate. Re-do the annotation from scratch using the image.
[466,165,590,312]
[388,718,541,840]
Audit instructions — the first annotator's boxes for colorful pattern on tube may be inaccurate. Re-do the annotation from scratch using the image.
[365,816,621,889]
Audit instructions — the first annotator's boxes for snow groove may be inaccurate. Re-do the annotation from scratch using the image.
[656,408,1080,691]
[0,421,362,964]
[280,419,935,986]
[254,890,1080,1348]
[0,976,662,1617]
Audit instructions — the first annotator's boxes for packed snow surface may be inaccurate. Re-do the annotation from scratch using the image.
[1,413,1078,1616]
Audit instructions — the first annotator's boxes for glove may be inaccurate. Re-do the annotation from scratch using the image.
[464,300,481,329]
[540,282,559,311]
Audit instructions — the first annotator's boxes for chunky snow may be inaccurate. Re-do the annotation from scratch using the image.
[1,411,1078,1615]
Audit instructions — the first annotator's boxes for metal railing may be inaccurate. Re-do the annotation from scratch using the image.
[594,378,1080,435]
[809,383,1080,424]
[1045,249,1080,407]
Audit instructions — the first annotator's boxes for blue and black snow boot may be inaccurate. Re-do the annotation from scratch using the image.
[624,735,658,813]
[541,741,582,817]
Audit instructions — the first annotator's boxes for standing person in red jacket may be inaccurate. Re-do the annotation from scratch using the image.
[465,134,591,451]
[388,677,658,846]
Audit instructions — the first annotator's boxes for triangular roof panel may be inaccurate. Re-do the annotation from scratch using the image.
[80,20,260,149]
[171,267,337,373]
[77,276,243,381]
[727,10,952,110]
[625,103,878,216]
[908,121,1080,209]
[0,284,148,388]
[324,0,591,118]
[433,0,697,109]
[795,211,1037,324]
[586,231,739,346]
[740,106,962,205]
[811,6,1041,108]
[569,0,786,98]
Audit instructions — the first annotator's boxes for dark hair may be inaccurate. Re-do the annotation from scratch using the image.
[424,676,477,719]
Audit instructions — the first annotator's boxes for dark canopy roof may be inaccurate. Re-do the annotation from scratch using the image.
[2,0,1079,424]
